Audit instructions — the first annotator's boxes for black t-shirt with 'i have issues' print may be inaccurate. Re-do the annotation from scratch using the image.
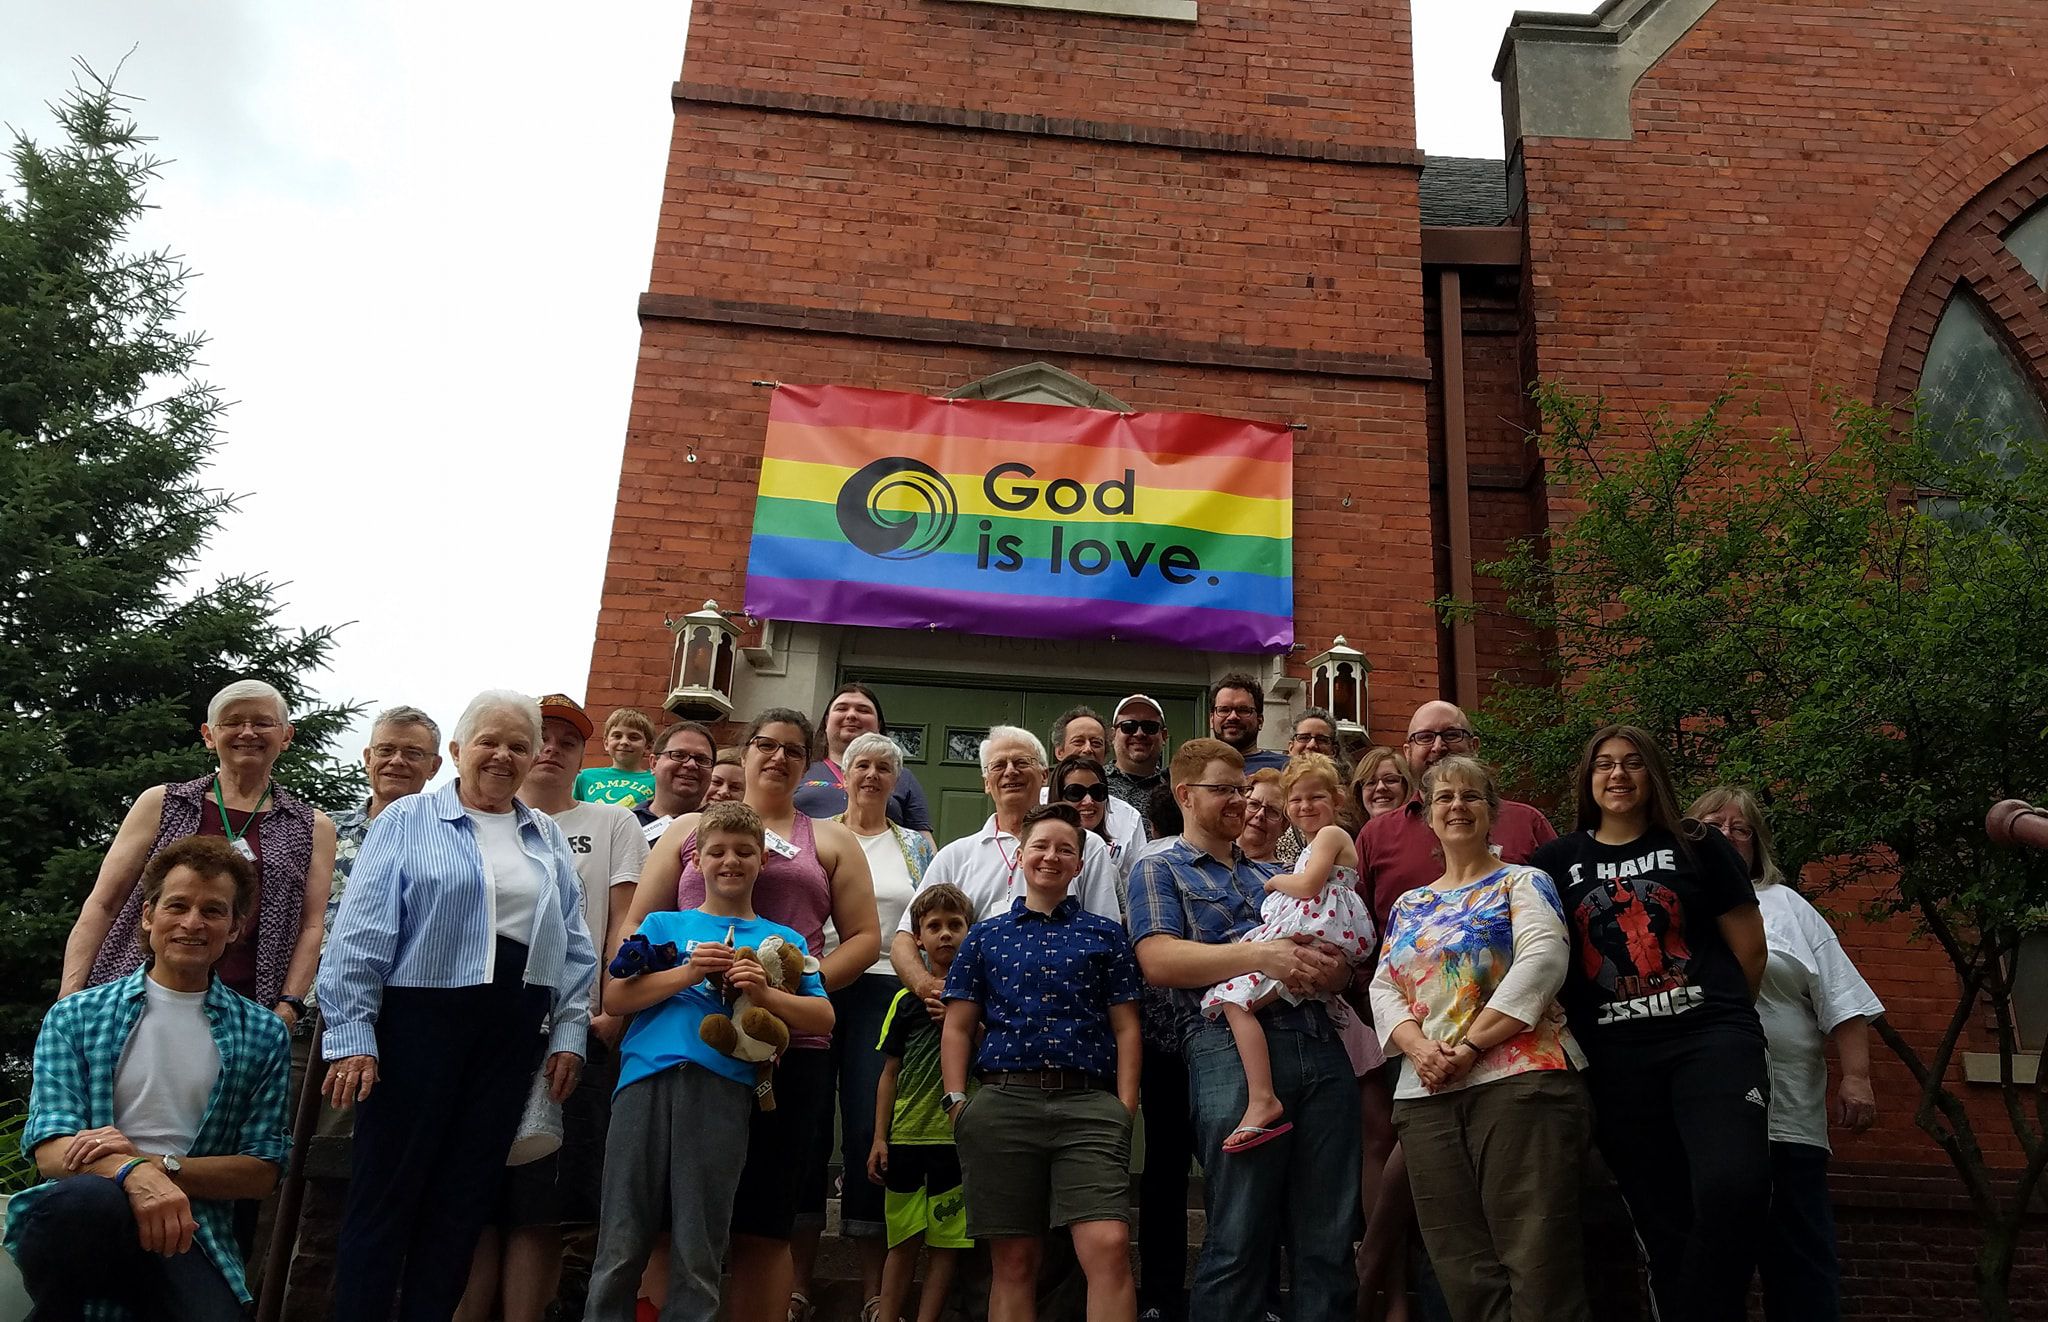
[1529,824,1762,1052]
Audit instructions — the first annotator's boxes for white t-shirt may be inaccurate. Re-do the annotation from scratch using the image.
[897,815,1124,930]
[1755,882,1885,1150]
[471,807,545,944]
[550,801,651,1005]
[114,978,221,1158]
[850,827,921,976]
[1103,796,1149,879]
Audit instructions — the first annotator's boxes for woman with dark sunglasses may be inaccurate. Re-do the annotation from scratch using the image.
[1053,755,1144,887]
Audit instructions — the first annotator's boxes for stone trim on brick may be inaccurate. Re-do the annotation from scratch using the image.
[1873,150,2048,428]
[1493,0,1719,144]
[672,82,1428,168]
[636,294,1435,382]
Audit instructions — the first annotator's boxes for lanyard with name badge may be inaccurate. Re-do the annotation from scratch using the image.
[213,777,274,861]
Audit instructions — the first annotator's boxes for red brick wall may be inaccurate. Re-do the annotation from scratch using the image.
[678,0,1418,153]
[1519,0,2048,422]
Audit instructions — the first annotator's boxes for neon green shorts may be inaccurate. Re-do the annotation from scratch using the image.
[882,1144,972,1249]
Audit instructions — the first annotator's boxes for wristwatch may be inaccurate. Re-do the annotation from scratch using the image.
[160,1154,184,1178]
[941,1091,970,1113]
[275,995,307,1020]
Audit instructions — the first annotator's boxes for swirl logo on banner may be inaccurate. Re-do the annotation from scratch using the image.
[835,457,959,560]
[745,384,1294,653]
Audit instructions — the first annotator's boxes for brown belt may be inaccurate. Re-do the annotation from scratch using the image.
[980,1069,1111,1092]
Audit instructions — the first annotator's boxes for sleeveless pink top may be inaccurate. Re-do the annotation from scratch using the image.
[678,812,833,1048]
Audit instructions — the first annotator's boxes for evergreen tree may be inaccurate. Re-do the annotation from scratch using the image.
[0,69,361,1093]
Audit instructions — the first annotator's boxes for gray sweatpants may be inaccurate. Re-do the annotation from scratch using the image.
[584,1064,753,1322]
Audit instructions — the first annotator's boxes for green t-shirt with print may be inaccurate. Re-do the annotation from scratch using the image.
[878,987,955,1146]
[574,767,656,809]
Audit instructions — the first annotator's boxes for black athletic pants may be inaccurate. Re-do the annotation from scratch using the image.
[332,937,551,1322]
[1586,1027,1772,1322]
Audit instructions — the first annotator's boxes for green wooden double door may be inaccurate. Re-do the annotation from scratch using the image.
[858,674,1203,846]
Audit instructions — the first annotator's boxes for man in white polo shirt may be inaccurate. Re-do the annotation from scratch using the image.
[887,725,1122,1017]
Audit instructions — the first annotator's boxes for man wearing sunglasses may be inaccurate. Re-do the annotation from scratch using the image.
[1107,694,1171,817]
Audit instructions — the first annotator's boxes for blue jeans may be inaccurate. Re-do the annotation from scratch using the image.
[10,1175,244,1322]
[1186,1018,1361,1322]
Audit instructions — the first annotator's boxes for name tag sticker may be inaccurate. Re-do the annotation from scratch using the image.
[230,838,257,861]
[763,829,801,859]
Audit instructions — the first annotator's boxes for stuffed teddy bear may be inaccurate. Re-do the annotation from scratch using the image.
[698,934,817,1111]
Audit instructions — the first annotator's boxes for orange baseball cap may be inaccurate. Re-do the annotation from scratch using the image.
[536,693,594,740]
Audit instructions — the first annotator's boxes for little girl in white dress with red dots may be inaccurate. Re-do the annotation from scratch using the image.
[1202,808,1375,1154]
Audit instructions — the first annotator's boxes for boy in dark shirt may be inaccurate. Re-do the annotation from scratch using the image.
[867,882,975,1322]
[942,803,1141,1322]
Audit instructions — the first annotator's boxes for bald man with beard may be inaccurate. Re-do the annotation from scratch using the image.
[1354,701,1557,932]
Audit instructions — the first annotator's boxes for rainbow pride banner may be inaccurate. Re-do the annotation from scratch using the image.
[744,385,1293,653]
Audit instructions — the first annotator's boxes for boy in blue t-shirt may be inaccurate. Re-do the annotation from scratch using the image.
[584,801,832,1322]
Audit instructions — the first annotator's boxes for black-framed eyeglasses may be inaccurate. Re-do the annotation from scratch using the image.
[658,749,715,769]
[1290,733,1335,749]
[747,736,808,763]
[1406,728,1473,748]
[1211,704,1258,718]
[1059,782,1110,803]
[1592,756,1648,775]
[1116,720,1163,736]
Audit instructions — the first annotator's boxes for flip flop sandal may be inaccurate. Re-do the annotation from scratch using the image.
[1222,1121,1294,1154]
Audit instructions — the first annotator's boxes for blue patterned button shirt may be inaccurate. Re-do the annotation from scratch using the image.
[944,896,1140,1079]
[5,968,292,1310]
[1125,837,1335,1046]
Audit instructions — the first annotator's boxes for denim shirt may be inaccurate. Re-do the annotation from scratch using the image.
[318,780,596,1061]
[1126,837,1333,1045]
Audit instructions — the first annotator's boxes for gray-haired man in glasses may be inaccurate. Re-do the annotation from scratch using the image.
[325,705,443,931]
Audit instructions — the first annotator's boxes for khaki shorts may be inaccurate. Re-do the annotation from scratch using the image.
[953,1083,1133,1238]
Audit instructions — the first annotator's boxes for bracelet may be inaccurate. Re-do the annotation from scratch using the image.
[112,1157,149,1187]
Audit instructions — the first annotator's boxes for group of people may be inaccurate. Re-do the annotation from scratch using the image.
[3,671,1886,1322]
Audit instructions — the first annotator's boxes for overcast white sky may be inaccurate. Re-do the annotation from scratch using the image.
[0,0,1601,770]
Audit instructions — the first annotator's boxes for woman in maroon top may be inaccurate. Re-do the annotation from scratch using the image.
[625,707,878,1322]
[60,679,335,1031]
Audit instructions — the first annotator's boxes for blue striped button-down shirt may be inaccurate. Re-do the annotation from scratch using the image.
[6,968,292,1311]
[317,780,597,1061]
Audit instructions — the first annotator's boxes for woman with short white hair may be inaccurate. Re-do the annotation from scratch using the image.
[318,689,598,1322]
[62,678,336,1030]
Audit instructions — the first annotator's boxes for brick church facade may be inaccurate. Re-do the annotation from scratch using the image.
[587,0,2048,1312]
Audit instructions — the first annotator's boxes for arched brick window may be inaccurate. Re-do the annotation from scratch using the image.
[1880,150,2048,473]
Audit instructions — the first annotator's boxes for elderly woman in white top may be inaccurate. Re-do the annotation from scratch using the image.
[789,731,935,1319]
[318,690,596,1322]
[1367,755,1589,1321]
[1690,786,1881,1322]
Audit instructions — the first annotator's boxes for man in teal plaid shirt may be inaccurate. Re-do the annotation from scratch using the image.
[6,835,292,1320]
